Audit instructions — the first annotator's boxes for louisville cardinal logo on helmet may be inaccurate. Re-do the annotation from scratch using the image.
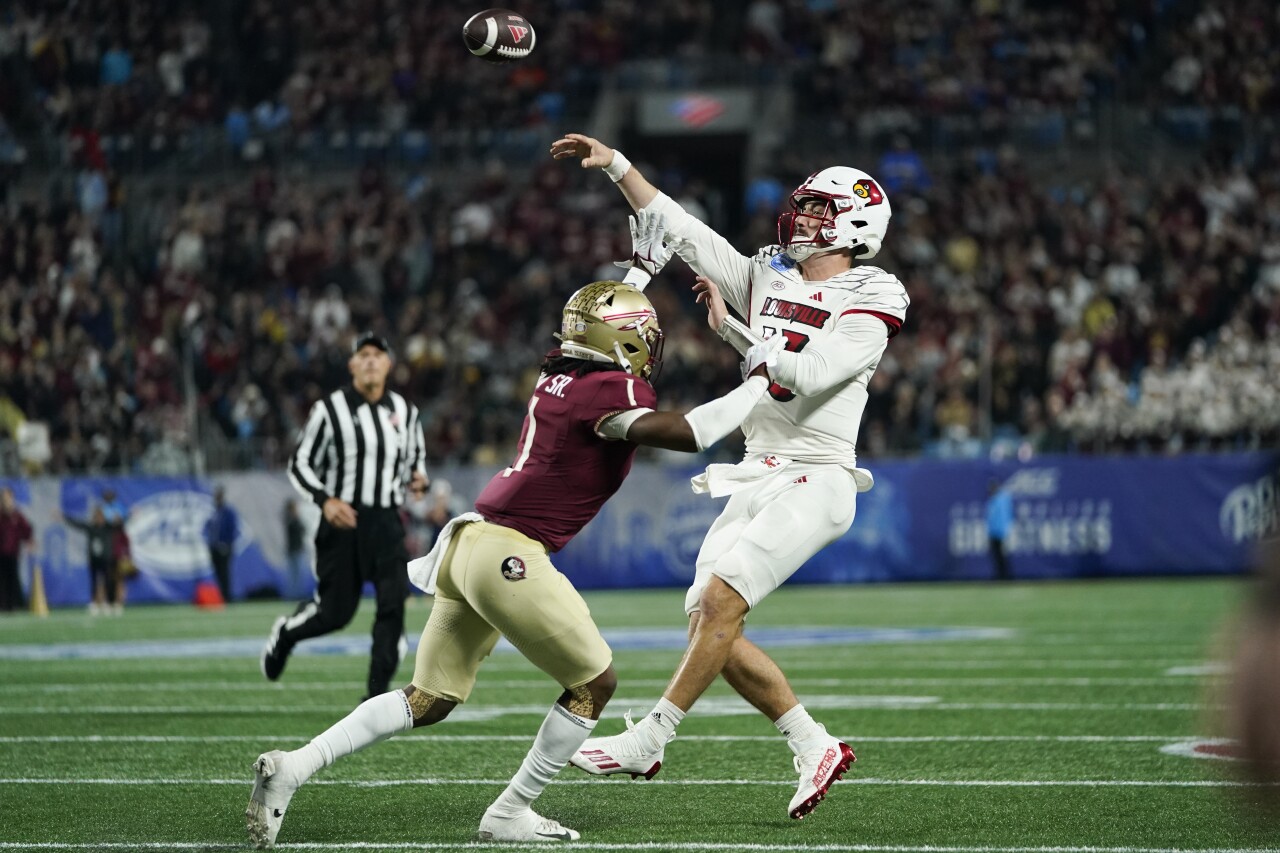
[852,179,884,206]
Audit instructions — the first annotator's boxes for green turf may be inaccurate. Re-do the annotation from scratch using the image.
[1,578,1277,852]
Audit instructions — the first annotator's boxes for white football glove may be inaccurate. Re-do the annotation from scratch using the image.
[617,209,679,286]
[742,334,785,381]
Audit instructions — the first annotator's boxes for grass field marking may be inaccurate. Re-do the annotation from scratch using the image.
[2,840,1280,845]
[1165,664,1230,676]
[0,699,1222,716]
[2,844,1279,853]
[2,653,1208,666]
[0,626,1015,662]
[1,674,1220,694]
[0,734,1200,744]
[2,777,1274,789]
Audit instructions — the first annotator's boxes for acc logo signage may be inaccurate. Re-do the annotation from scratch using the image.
[1219,472,1279,544]
[658,482,720,581]
[125,491,218,580]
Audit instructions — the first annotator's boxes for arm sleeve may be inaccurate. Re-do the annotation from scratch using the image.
[64,516,88,533]
[288,401,332,507]
[595,407,655,440]
[769,313,890,397]
[684,375,770,451]
[644,193,753,315]
[407,404,428,480]
[581,373,659,437]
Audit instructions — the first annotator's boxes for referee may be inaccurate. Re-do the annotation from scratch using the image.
[261,331,428,700]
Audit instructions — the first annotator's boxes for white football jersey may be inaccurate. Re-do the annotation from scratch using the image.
[647,193,909,466]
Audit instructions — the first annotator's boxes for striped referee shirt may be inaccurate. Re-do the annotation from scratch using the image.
[288,387,427,509]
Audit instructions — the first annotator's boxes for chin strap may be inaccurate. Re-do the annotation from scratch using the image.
[560,342,617,365]
[612,341,635,374]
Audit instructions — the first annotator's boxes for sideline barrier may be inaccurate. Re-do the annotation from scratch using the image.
[2,452,1275,607]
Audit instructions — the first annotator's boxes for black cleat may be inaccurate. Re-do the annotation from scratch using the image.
[260,617,293,681]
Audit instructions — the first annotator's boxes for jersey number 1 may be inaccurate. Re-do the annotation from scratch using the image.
[768,330,810,402]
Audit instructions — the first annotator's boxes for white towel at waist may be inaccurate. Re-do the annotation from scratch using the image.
[691,454,875,498]
[406,511,484,595]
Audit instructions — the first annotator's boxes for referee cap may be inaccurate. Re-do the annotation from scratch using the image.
[352,331,393,358]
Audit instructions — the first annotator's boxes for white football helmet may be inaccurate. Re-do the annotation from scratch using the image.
[777,167,891,262]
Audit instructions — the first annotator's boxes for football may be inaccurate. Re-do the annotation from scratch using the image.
[462,8,537,62]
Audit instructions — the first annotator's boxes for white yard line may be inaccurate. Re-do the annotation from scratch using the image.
[0,734,1204,744]
[0,844,1277,853]
[0,700,1219,717]
[2,840,1280,845]
[0,776,1273,789]
[0,699,1218,716]
[0,675,1217,694]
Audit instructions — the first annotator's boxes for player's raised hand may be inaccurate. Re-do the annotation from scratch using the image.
[550,133,615,168]
[742,335,785,381]
[693,275,729,332]
[618,210,676,277]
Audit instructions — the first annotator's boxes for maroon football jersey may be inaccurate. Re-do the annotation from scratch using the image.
[475,368,658,551]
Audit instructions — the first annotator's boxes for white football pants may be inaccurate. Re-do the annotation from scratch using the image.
[684,463,858,614]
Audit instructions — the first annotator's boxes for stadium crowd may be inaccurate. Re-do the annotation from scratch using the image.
[4,1,1276,161]
[1,0,1277,474]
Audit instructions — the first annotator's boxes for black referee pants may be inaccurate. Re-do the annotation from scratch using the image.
[0,555,24,612]
[281,508,409,698]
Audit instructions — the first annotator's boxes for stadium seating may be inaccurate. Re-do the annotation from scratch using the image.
[1,1,1277,474]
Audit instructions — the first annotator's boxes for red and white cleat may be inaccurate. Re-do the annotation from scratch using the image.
[788,735,856,819]
[568,711,670,780]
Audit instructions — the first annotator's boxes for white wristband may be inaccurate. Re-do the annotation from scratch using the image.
[622,266,652,289]
[603,150,632,182]
[683,376,769,451]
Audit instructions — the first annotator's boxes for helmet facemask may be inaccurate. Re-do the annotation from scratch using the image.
[777,167,891,263]
[559,281,664,380]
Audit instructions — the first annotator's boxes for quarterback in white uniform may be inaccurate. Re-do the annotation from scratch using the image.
[552,132,909,821]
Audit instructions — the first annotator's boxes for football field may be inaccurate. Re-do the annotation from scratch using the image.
[2,577,1277,852]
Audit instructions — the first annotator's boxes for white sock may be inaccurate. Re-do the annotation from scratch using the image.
[774,703,824,746]
[292,690,414,779]
[488,704,597,817]
[634,697,685,752]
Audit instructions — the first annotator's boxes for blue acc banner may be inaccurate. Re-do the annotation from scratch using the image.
[549,452,1279,588]
[2,452,1276,607]
[0,473,319,607]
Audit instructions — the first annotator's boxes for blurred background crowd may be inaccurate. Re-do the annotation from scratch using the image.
[1,0,1277,474]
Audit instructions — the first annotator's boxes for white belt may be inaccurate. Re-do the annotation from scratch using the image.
[691,454,875,498]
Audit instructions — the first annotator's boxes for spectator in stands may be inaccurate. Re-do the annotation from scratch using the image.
[1,1,1277,470]
[0,487,32,612]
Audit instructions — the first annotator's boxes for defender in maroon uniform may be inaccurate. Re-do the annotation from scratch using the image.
[247,280,782,847]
